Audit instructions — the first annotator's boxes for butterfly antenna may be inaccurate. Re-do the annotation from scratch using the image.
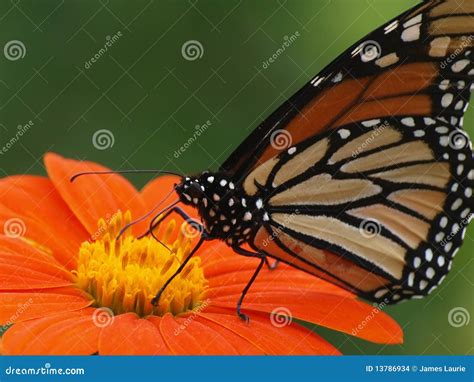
[116,188,176,240]
[70,169,184,183]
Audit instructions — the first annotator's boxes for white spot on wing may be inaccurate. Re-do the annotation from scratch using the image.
[332,72,343,83]
[338,129,350,139]
[361,119,380,127]
[403,14,422,28]
[401,117,415,126]
[441,93,453,107]
[401,24,420,42]
[384,20,398,34]
[452,59,469,73]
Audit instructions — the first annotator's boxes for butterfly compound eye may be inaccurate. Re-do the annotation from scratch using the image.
[176,178,203,205]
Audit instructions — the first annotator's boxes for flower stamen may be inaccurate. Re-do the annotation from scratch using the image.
[73,210,208,317]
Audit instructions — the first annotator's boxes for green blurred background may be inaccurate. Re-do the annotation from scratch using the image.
[0,0,472,355]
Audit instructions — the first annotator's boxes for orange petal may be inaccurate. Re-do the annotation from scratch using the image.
[44,153,146,235]
[152,313,239,355]
[198,240,236,267]
[0,236,73,290]
[98,313,169,355]
[212,293,403,344]
[0,289,92,325]
[168,313,263,355]
[0,176,88,268]
[197,309,340,355]
[2,308,100,355]
[205,261,353,300]
[156,313,210,354]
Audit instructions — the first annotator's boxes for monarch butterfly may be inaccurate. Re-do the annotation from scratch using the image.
[75,0,473,322]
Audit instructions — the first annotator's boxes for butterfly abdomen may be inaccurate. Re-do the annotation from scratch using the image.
[176,173,270,245]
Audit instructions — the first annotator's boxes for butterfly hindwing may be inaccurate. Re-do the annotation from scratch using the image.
[249,116,472,302]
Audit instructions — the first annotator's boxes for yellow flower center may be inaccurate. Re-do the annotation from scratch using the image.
[73,210,208,317]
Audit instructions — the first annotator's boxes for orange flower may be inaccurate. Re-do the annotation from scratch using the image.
[0,153,402,355]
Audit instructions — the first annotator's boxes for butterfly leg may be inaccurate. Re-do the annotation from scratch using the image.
[151,233,206,308]
[150,207,207,309]
[232,246,266,323]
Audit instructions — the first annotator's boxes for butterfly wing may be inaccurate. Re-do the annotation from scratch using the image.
[251,116,472,302]
[221,0,473,182]
[224,0,474,303]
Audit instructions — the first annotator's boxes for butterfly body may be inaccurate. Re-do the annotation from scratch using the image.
[177,173,267,245]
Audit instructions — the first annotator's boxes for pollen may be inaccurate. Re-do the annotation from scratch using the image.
[73,210,208,317]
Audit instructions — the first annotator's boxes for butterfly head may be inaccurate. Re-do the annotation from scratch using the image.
[176,172,236,207]
[175,176,207,206]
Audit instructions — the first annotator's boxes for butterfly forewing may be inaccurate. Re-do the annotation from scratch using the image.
[221,0,473,181]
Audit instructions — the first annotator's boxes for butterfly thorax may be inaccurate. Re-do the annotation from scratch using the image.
[176,172,269,246]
